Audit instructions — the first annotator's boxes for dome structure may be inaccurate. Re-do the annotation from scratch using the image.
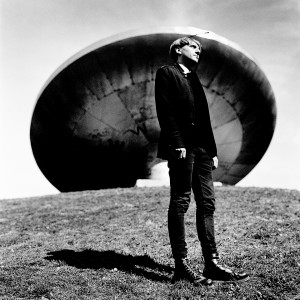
[30,27,276,192]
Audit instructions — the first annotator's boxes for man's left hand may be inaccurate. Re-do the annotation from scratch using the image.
[212,156,218,170]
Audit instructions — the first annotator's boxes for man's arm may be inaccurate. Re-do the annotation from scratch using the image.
[155,67,185,150]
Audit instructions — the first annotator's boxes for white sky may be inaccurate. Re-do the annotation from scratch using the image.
[1,0,300,199]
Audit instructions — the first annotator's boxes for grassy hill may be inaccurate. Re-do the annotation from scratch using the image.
[0,186,299,299]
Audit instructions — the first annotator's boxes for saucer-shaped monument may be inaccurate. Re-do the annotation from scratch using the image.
[30,27,276,192]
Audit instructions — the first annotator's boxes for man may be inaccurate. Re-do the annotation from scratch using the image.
[155,37,248,286]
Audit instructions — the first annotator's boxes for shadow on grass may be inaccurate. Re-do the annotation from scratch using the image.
[45,249,173,282]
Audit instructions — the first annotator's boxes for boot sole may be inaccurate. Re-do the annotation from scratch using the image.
[209,275,249,283]
[171,277,213,286]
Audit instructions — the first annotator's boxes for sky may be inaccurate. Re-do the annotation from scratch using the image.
[1,0,300,199]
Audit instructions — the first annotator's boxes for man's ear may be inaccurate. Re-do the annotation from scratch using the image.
[175,47,181,55]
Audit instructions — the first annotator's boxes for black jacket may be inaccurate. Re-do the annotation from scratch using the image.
[155,63,217,160]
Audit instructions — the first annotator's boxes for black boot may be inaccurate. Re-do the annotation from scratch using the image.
[172,258,213,286]
[203,253,248,282]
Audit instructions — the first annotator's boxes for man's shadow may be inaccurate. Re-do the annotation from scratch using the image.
[45,249,173,282]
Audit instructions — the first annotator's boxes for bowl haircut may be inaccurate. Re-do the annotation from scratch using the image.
[169,37,202,62]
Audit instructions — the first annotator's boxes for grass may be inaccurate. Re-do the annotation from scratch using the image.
[0,186,299,299]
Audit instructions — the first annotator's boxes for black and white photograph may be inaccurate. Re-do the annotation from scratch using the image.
[1,0,299,299]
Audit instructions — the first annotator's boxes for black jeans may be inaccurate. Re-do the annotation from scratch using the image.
[168,147,217,260]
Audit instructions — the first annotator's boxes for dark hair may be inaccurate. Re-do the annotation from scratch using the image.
[169,37,201,62]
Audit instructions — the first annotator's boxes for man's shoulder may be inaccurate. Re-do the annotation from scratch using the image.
[156,64,180,77]
[158,64,177,71]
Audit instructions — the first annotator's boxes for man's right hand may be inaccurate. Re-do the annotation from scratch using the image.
[174,148,186,159]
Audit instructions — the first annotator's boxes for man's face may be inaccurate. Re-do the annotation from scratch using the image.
[178,41,201,65]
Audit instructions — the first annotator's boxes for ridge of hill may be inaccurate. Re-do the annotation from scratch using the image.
[0,186,299,299]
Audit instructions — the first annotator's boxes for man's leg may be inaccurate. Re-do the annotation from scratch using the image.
[192,148,217,259]
[192,148,248,282]
[168,151,194,259]
[168,150,212,286]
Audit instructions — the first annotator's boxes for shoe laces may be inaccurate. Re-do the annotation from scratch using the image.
[209,260,233,275]
[181,259,199,279]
